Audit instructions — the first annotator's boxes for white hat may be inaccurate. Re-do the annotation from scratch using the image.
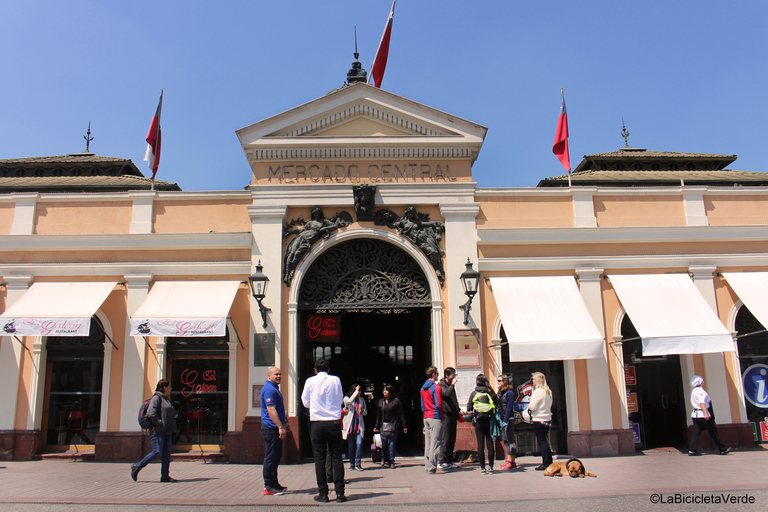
[690,375,704,387]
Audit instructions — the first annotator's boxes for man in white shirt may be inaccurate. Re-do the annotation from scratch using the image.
[301,358,346,503]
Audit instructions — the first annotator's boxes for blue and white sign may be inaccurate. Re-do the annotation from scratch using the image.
[742,364,768,409]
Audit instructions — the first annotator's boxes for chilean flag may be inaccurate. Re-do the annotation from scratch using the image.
[143,90,163,179]
[369,0,397,88]
[552,88,571,173]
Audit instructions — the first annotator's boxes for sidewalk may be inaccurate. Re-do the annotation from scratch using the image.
[0,448,766,507]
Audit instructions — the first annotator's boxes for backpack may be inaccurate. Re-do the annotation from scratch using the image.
[472,392,495,419]
[138,396,154,429]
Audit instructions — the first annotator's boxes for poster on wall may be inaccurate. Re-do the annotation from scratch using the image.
[624,365,636,386]
[454,329,481,368]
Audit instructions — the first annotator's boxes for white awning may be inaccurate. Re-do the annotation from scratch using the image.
[609,273,733,356]
[0,281,117,337]
[130,281,241,337]
[722,272,768,330]
[490,276,605,361]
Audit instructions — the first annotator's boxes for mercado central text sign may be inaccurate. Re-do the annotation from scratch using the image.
[257,161,470,183]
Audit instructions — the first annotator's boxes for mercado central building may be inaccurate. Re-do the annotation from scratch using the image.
[2,66,768,463]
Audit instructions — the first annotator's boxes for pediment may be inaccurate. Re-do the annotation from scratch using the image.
[237,83,486,146]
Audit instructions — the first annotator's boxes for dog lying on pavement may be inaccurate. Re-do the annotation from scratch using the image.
[543,458,596,478]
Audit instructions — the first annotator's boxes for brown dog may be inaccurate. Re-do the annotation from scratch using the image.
[543,458,596,478]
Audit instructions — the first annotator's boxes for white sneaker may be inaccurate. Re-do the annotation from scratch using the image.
[448,463,459,469]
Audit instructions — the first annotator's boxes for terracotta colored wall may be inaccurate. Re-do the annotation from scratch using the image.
[477,196,573,228]
[99,288,127,431]
[594,195,685,227]
[230,288,251,432]
[153,200,252,234]
[0,203,14,234]
[34,202,132,234]
[705,195,768,226]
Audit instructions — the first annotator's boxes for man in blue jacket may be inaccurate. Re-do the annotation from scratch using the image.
[261,367,287,496]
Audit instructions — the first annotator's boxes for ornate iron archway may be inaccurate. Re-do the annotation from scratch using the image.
[298,238,431,310]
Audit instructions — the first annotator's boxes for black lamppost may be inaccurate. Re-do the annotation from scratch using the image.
[459,258,480,325]
[248,260,271,328]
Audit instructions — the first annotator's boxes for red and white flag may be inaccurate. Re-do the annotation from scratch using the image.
[143,90,163,180]
[552,88,571,174]
[369,0,397,88]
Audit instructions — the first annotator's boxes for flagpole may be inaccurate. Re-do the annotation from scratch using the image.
[563,88,571,188]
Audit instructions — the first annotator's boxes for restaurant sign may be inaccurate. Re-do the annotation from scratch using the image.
[130,318,227,337]
[305,314,340,343]
[2,317,91,337]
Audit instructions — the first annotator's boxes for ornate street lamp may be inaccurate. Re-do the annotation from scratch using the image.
[459,258,480,325]
[248,260,271,328]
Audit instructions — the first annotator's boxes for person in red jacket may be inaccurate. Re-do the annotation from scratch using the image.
[420,366,445,474]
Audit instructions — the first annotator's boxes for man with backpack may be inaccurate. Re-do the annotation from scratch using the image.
[131,379,177,482]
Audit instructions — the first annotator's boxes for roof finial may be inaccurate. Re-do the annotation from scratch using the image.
[83,121,94,153]
[621,118,630,148]
[346,26,368,84]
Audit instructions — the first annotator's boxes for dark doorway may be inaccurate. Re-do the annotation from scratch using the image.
[499,327,568,455]
[294,237,434,459]
[298,308,432,458]
[622,317,688,450]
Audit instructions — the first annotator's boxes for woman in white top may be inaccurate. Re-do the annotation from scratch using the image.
[342,384,367,470]
[527,372,553,470]
[688,375,729,456]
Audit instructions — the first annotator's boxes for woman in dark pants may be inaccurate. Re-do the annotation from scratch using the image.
[373,385,408,468]
[528,372,553,470]
[467,374,498,474]
[688,375,730,456]
[497,374,517,470]
[131,379,177,482]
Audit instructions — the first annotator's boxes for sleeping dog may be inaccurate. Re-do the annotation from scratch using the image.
[543,458,596,478]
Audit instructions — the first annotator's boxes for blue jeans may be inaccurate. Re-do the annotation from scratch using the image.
[137,432,172,478]
[381,430,398,465]
[347,432,363,467]
[262,427,282,488]
[532,421,553,466]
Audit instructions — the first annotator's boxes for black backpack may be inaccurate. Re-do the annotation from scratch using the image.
[138,396,154,429]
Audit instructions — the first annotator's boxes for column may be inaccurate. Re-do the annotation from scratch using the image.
[0,273,33,430]
[572,188,598,227]
[689,265,733,424]
[439,203,480,368]
[575,267,613,430]
[119,273,153,431]
[247,205,286,414]
[129,191,156,234]
[10,193,38,235]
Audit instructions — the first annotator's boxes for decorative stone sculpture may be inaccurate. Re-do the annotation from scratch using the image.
[374,206,446,286]
[283,207,352,286]
[353,184,376,221]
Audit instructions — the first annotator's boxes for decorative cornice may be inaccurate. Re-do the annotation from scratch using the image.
[0,261,250,278]
[273,102,452,137]
[0,232,252,252]
[249,146,475,161]
[479,254,768,272]
[477,225,768,246]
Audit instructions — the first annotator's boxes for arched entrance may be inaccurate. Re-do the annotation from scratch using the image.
[295,237,434,458]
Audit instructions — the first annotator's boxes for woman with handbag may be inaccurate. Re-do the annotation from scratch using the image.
[373,385,408,469]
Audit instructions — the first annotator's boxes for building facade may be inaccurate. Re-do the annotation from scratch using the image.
[1,82,766,462]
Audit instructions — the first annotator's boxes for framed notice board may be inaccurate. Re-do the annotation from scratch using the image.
[454,328,481,368]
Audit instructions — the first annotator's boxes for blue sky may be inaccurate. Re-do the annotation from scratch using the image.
[1,1,766,190]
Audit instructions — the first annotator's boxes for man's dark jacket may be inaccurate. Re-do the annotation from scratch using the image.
[438,377,459,418]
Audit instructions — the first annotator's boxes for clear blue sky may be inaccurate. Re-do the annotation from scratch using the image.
[2,1,765,190]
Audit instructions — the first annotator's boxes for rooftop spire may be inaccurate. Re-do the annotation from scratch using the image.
[346,26,368,84]
[83,121,94,153]
[621,118,630,148]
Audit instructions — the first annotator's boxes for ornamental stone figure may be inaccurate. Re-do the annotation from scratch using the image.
[353,184,376,221]
[374,206,446,286]
[283,207,352,286]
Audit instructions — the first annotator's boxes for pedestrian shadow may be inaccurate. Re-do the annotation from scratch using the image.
[346,475,384,483]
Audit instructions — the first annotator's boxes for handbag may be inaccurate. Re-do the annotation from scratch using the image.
[381,422,397,438]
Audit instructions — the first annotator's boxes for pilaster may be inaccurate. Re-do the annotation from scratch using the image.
[0,273,33,430]
[119,273,153,431]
